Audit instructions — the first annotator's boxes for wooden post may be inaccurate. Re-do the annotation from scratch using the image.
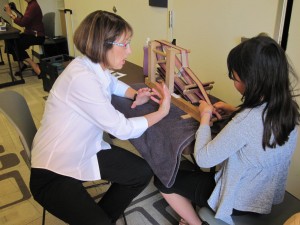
[148,41,160,84]
[165,47,176,94]
[145,40,215,122]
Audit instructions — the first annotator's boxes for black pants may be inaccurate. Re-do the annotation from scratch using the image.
[154,168,255,216]
[30,145,153,225]
[5,33,45,61]
[154,169,216,208]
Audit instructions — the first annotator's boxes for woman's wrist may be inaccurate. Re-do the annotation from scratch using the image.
[158,103,170,118]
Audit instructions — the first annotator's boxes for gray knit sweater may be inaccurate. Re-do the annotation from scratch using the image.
[194,104,298,225]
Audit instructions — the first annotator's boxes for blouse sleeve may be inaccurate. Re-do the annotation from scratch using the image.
[110,75,130,97]
[66,72,148,140]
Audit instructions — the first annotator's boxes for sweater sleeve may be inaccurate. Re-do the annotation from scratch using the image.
[194,113,249,168]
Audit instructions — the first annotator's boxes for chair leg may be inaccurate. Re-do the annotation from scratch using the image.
[123,213,127,225]
[42,207,46,225]
[0,47,4,65]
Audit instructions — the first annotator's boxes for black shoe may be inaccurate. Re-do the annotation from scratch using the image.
[20,64,28,71]
[14,71,21,77]
[14,64,29,76]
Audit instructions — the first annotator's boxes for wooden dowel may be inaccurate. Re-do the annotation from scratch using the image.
[153,49,167,57]
[183,89,200,95]
[184,84,197,90]
[157,40,191,53]
[202,81,215,86]
[157,60,166,64]
[204,85,213,91]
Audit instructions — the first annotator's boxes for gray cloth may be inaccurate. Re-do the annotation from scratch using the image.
[112,83,223,187]
[112,95,197,187]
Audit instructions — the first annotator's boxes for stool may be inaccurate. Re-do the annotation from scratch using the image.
[198,192,300,225]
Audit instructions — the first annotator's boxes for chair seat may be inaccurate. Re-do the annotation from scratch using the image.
[198,192,300,225]
[198,207,260,225]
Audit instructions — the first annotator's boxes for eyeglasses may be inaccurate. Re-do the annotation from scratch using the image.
[106,41,131,48]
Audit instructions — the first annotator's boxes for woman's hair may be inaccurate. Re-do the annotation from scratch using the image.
[73,10,133,66]
[227,35,300,149]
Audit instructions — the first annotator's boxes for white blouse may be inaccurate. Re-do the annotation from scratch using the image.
[31,56,148,181]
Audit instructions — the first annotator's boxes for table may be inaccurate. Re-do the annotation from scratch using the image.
[118,60,145,84]
[0,26,24,88]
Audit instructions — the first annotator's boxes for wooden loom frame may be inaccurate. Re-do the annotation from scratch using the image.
[145,40,214,122]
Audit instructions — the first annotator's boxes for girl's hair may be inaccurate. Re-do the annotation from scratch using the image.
[227,35,300,149]
[73,10,133,66]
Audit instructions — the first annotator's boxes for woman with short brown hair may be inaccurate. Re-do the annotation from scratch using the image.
[30,10,171,225]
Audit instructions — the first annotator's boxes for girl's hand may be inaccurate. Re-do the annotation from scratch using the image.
[199,100,222,119]
[213,101,237,115]
[131,87,152,108]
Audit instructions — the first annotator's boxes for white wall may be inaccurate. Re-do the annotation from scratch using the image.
[63,0,169,62]
[64,0,279,107]
[285,0,300,199]
[172,0,279,106]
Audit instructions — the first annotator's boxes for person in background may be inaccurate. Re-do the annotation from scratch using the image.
[155,35,300,225]
[4,0,44,77]
[29,10,171,225]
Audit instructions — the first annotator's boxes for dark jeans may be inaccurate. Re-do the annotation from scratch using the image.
[30,145,153,225]
[5,33,45,61]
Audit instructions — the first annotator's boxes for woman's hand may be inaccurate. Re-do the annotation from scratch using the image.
[143,82,171,127]
[151,82,171,117]
[131,87,152,108]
